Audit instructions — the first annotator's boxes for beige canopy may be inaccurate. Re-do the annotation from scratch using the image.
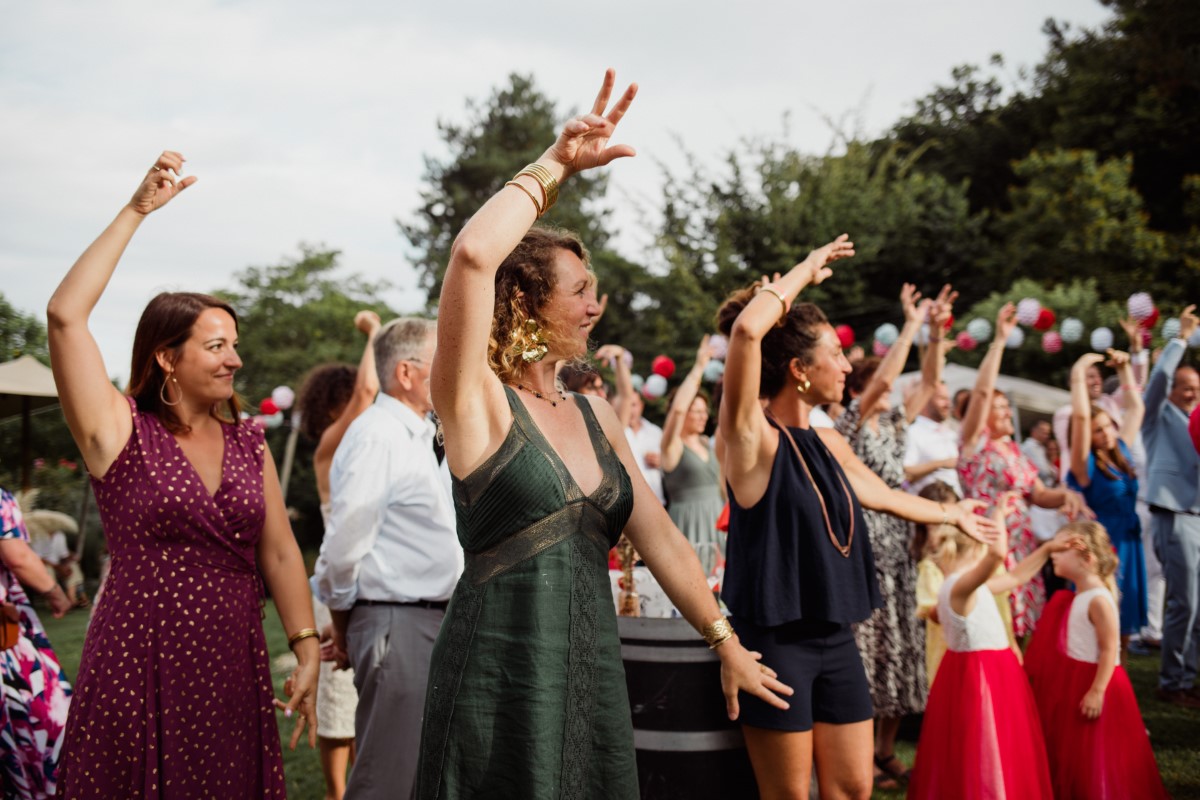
[0,356,61,490]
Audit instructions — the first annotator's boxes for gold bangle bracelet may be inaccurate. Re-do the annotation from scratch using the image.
[505,180,544,217]
[287,628,319,650]
[517,163,559,213]
[759,285,788,316]
[702,617,735,650]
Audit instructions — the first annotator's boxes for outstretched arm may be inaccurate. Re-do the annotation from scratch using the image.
[906,286,956,423]
[1142,306,1195,437]
[595,344,634,428]
[46,152,197,479]
[432,70,638,477]
[661,336,714,473]
[314,311,382,503]
[1068,353,1104,488]
[854,284,928,427]
[960,303,1017,456]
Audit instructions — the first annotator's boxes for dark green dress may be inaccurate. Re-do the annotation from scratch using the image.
[417,388,637,800]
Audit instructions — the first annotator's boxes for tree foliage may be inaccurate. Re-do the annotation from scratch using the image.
[1,292,49,364]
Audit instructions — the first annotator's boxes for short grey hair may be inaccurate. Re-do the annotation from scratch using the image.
[374,317,436,392]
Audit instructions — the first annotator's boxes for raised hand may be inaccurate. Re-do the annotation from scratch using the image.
[800,234,855,286]
[1072,352,1106,375]
[1179,304,1198,342]
[900,283,925,324]
[543,69,638,179]
[354,310,381,336]
[1105,348,1132,370]
[695,334,716,368]
[128,151,196,216]
[930,284,958,333]
[995,302,1018,344]
[956,499,1000,546]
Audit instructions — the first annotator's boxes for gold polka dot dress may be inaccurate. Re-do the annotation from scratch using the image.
[59,397,286,798]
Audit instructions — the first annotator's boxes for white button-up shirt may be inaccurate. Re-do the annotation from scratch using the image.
[625,419,665,504]
[903,415,962,495]
[311,393,463,610]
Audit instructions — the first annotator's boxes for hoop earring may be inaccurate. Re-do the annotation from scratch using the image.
[160,372,182,406]
[511,317,549,364]
[797,378,811,394]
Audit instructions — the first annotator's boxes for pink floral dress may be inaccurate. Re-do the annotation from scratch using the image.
[0,488,73,799]
[958,437,1045,637]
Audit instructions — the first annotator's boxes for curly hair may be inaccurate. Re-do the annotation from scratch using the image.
[488,227,592,385]
[1058,520,1120,600]
[715,284,830,398]
[295,363,357,441]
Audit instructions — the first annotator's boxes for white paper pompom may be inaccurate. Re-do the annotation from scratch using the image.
[702,360,725,383]
[874,323,899,347]
[1162,317,1181,340]
[271,385,295,411]
[642,374,668,398]
[1090,327,1114,352]
[1016,298,1042,326]
[915,324,931,347]
[707,334,729,361]
[1060,318,1084,343]
[1127,292,1154,321]
[1189,329,1200,348]
[1006,327,1025,349]
[631,374,644,392]
[966,318,993,343]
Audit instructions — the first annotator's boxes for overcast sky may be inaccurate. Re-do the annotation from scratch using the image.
[1,0,1114,384]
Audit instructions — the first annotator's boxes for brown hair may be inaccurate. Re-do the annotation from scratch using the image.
[127,292,242,434]
[845,357,881,398]
[488,227,592,385]
[558,360,601,393]
[1058,520,1120,600]
[716,285,830,398]
[913,481,961,560]
[296,363,357,441]
[1068,406,1136,481]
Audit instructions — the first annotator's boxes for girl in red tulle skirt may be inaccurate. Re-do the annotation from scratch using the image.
[1026,521,1169,800]
[909,498,1054,800]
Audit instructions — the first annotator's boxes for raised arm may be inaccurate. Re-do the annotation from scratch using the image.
[1108,349,1144,446]
[950,503,1011,617]
[1142,305,1195,437]
[719,236,855,494]
[46,152,196,478]
[987,537,1068,595]
[595,344,634,428]
[905,285,957,423]
[959,303,1017,456]
[661,336,714,473]
[854,284,928,426]
[1069,353,1105,488]
[431,70,638,475]
[313,311,382,503]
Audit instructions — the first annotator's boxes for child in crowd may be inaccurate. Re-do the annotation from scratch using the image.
[908,495,1054,799]
[1025,521,1168,799]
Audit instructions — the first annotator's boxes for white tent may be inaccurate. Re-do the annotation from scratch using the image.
[890,363,1069,432]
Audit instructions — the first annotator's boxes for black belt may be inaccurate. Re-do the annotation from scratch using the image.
[355,598,448,611]
[1149,505,1200,518]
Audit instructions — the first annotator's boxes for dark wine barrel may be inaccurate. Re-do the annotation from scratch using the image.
[619,617,759,799]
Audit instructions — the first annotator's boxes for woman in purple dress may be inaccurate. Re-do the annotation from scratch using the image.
[46,152,319,798]
[0,487,72,799]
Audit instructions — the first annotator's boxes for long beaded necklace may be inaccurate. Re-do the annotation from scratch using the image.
[515,383,566,407]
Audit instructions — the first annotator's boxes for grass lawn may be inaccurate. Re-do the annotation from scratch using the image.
[40,603,1200,799]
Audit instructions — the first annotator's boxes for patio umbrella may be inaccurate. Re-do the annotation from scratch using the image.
[0,356,60,491]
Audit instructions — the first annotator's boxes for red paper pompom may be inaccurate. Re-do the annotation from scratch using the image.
[651,355,676,379]
[835,324,855,349]
[1033,308,1056,331]
[259,398,279,416]
[1140,307,1160,329]
[955,331,978,352]
[1042,331,1063,354]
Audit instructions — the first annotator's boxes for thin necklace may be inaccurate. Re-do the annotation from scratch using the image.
[515,383,566,407]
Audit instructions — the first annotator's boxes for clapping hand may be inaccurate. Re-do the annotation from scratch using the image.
[128,151,196,216]
[543,70,637,180]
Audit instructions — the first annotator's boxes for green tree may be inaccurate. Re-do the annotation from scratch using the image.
[1,292,49,363]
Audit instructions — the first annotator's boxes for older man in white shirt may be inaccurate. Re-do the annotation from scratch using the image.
[312,317,463,799]
[903,382,962,495]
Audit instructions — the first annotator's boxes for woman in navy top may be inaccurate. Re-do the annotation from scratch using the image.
[716,237,997,798]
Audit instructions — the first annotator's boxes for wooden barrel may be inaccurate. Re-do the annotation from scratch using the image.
[619,617,759,799]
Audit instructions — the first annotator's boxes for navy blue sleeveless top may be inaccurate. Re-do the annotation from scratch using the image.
[722,420,882,626]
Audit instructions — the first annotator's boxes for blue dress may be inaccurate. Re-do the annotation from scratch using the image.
[1067,442,1148,635]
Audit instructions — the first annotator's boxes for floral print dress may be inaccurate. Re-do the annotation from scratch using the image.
[959,437,1044,637]
[0,488,72,799]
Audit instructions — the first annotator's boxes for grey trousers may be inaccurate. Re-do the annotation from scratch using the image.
[344,603,444,800]
[1152,510,1200,690]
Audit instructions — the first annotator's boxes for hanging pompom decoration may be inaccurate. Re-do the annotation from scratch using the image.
[703,360,725,383]
[835,324,855,349]
[707,334,729,361]
[955,331,978,351]
[259,398,279,416]
[271,385,295,411]
[1042,332,1063,354]
[1016,298,1042,326]
[642,374,668,398]
[966,318,993,343]
[1060,318,1084,343]
[1006,327,1025,349]
[872,339,890,357]
[915,324,930,347]
[1162,317,1181,340]
[651,355,676,379]
[1142,329,1153,349]
[630,374,644,392]
[261,412,284,429]
[1127,292,1154,321]
[874,323,899,347]
[1139,307,1159,329]
[1090,327,1114,352]
[1033,308,1056,331]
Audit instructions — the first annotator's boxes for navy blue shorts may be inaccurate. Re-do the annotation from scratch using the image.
[732,617,873,731]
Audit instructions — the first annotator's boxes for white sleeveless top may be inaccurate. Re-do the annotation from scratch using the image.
[939,572,1010,652]
[1067,587,1120,664]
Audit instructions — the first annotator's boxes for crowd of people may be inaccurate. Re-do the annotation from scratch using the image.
[0,70,1192,799]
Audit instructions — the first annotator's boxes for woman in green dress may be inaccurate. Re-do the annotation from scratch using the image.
[416,70,791,800]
